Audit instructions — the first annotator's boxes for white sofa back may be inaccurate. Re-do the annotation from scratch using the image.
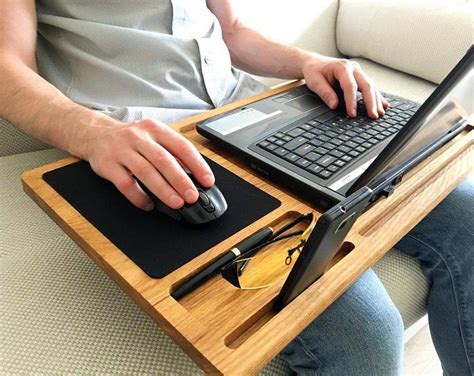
[337,0,473,84]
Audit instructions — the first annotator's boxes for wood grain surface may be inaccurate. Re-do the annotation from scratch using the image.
[22,81,474,374]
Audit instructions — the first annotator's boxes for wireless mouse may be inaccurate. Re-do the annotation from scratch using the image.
[139,172,228,225]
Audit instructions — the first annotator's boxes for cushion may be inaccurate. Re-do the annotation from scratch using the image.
[337,0,473,84]
[0,118,51,157]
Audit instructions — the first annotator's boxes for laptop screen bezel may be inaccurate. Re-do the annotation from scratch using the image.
[347,45,473,195]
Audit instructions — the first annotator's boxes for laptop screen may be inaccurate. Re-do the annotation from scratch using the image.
[348,45,473,194]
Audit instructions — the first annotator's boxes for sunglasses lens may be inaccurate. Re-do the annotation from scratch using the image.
[231,238,301,290]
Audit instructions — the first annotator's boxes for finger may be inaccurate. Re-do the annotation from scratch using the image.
[141,120,215,188]
[333,63,358,117]
[377,91,385,116]
[306,74,339,110]
[137,138,199,204]
[353,70,378,119]
[381,94,390,109]
[105,164,155,211]
[125,153,184,209]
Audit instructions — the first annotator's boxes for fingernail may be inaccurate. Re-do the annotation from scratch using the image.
[202,173,214,187]
[144,202,155,211]
[184,189,198,203]
[170,195,183,208]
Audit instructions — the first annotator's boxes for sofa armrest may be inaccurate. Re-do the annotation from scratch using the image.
[0,118,51,157]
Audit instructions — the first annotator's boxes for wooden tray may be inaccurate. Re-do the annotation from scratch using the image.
[22,81,473,374]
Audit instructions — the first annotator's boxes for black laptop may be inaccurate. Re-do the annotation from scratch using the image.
[197,46,473,209]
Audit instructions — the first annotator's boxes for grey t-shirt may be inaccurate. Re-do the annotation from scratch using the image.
[35,0,268,123]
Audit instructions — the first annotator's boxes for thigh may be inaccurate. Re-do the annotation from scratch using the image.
[396,177,474,375]
[281,269,404,376]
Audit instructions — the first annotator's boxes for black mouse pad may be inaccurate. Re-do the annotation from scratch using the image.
[43,159,281,278]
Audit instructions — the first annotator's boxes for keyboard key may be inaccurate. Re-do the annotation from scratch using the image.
[309,139,324,147]
[316,155,336,167]
[338,134,351,142]
[294,144,316,156]
[267,136,278,143]
[307,120,319,125]
[284,153,300,162]
[317,135,331,142]
[327,165,339,173]
[326,131,338,138]
[301,124,313,131]
[258,140,270,148]
[321,142,337,150]
[341,155,353,163]
[265,143,278,151]
[346,131,358,137]
[295,158,311,168]
[330,138,343,146]
[274,139,286,146]
[398,103,415,111]
[345,141,358,149]
[302,131,316,139]
[329,149,344,158]
[282,135,293,142]
[305,152,322,162]
[272,147,288,157]
[287,127,306,137]
[337,145,351,154]
[368,138,379,144]
[306,164,323,175]
[314,147,329,155]
[317,170,333,179]
[348,150,360,158]
[355,146,366,153]
[353,136,365,144]
[275,132,285,138]
[334,160,346,168]
[284,136,308,151]
[375,134,386,140]
[382,131,392,137]
[359,132,372,140]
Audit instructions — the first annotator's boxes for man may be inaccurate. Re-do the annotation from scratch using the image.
[1,1,472,374]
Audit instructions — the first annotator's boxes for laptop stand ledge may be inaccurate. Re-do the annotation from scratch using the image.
[21,81,474,374]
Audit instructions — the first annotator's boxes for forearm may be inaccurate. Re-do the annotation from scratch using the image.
[0,53,118,159]
[223,23,315,79]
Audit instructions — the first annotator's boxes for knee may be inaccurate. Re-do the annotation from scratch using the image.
[282,270,404,375]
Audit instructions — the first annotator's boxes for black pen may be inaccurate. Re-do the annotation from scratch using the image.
[172,227,274,300]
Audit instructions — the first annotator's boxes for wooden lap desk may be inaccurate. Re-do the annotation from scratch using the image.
[21,82,473,375]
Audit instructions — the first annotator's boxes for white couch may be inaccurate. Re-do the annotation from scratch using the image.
[2,0,472,373]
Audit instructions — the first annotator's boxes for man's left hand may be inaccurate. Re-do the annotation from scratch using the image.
[302,54,389,119]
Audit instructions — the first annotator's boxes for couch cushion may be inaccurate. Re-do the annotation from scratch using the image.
[337,0,473,84]
[351,57,437,103]
[0,148,290,374]
[0,118,51,157]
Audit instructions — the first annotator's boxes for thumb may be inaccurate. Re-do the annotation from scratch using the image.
[307,76,338,110]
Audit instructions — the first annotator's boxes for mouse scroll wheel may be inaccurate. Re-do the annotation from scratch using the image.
[198,191,215,212]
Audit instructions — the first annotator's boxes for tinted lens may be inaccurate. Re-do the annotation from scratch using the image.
[232,240,301,290]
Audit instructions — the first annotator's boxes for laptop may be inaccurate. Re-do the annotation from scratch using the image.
[197,46,473,209]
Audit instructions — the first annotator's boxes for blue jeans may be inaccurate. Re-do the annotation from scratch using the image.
[282,177,474,375]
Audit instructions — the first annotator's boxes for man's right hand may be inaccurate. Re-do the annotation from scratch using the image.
[86,119,215,211]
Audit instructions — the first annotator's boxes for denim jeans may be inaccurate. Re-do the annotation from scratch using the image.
[282,177,473,375]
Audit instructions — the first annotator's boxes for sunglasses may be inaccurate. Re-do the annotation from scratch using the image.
[221,213,316,290]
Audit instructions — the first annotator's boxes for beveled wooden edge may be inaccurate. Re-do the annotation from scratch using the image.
[21,79,473,375]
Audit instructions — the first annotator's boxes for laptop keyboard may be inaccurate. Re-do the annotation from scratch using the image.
[256,95,419,180]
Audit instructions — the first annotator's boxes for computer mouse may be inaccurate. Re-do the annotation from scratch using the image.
[139,172,228,225]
